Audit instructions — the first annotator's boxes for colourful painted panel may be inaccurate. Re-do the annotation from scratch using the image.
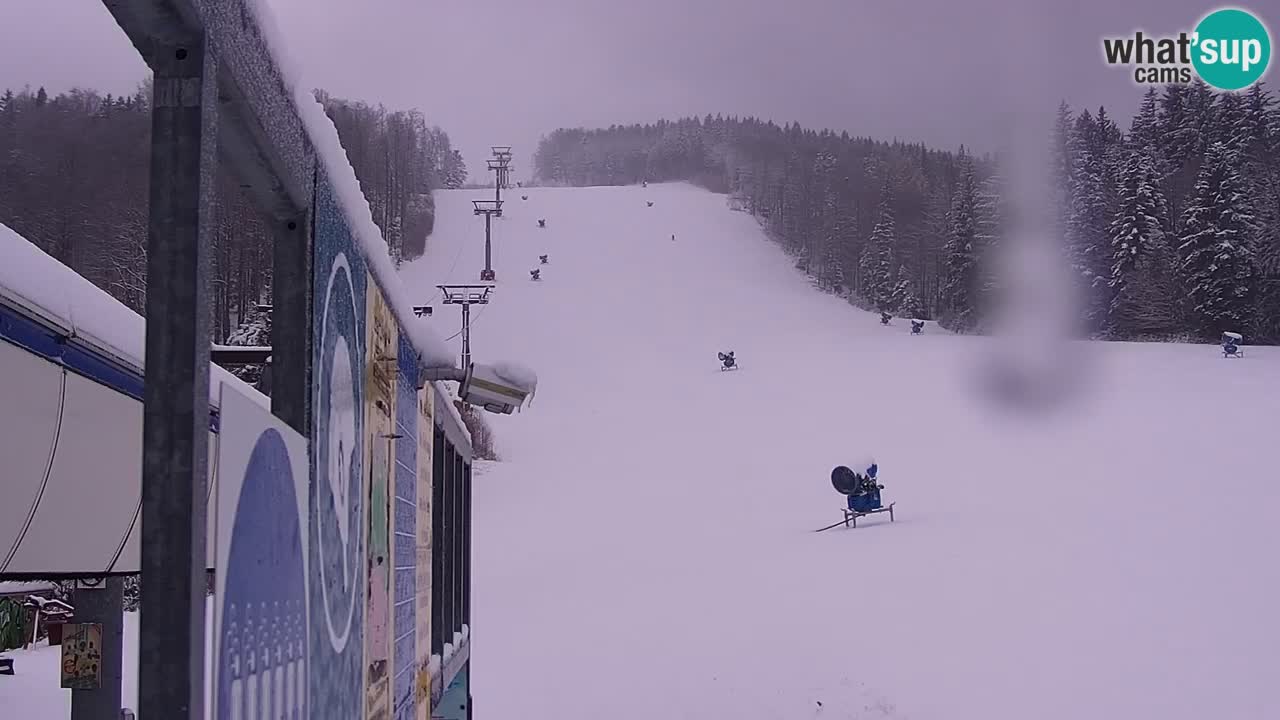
[414,382,435,719]
[310,168,367,719]
[433,664,470,720]
[363,278,396,720]
[392,332,419,720]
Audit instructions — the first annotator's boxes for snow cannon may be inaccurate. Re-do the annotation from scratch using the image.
[717,351,737,371]
[539,254,548,264]
[642,181,648,188]
[1222,331,1243,358]
[911,319,925,335]
[522,195,529,200]
[826,462,894,528]
[830,463,882,504]
[647,201,654,207]
[830,465,861,495]
[458,362,537,415]
[880,311,892,325]
[538,219,546,228]
[530,269,541,281]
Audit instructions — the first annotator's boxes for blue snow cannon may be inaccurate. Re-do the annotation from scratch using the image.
[829,461,895,529]
[846,463,882,513]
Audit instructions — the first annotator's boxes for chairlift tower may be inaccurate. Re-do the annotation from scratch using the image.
[473,199,503,281]
[435,284,493,370]
[487,156,512,205]
[491,145,513,189]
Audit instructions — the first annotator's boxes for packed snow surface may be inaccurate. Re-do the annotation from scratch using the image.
[401,182,1279,720]
[3,183,1275,719]
[0,601,213,717]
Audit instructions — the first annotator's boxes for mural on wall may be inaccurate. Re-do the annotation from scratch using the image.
[311,168,367,719]
[60,623,103,690]
[211,385,309,720]
[414,381,435,718]
[363,280,396,720]
[392,333,420,720]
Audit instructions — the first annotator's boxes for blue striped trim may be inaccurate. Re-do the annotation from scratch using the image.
[0,303,221,432]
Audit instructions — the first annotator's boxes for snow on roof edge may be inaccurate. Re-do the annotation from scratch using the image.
[0,223,267,411]
[243,0,455,371]
[433,380,473,446]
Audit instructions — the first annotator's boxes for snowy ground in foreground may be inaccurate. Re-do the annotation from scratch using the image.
[402,182,1280,720]
[3,183,1274,719]
[0,601,213,717]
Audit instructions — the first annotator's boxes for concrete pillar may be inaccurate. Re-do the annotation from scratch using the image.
[70,579,124,720]
[138,34,219,720]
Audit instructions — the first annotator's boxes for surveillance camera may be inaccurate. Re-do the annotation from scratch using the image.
[458,362,537,415]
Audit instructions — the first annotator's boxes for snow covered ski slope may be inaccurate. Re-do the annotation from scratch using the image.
[400,182,1279,720]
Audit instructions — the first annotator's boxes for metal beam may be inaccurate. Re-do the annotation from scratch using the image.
[271,213,312,433]
[101,0,200,53]
[104,0,314,218]
[137,34,217,720]
[420,367,466,384]
[196,0,314,212]
[210,344,272,365]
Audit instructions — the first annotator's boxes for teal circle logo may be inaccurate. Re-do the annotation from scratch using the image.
[1192,8,1271,90]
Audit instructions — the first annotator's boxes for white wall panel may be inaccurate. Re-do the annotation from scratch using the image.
[0,341,65,572]
[6,372,142,574]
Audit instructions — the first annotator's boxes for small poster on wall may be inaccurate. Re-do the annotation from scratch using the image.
[60,623,103,689]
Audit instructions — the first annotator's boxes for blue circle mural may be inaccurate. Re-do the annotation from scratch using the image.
[217,428,307,719]
[315,252,364,655]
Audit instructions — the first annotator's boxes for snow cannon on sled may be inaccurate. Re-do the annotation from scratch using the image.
[521,194,529,201]
[717,351,738,371]
[818,461,895,531]
[1222,331,1243,358]
[647,201,655,207]
[530,269,541,281]
[538,219,547,228]
[539,254,549,264]
[910,319,925,335]
[880,311,892,325]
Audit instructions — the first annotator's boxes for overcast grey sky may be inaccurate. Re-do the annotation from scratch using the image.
[0,0,1245,180]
